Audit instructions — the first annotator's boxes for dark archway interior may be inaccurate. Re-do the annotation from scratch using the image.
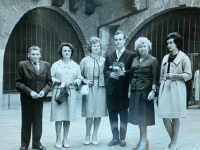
[3,8,84,92]
[127,8,200,73]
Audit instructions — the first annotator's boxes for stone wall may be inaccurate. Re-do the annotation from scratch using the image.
[119,0,200,44]
[0,0,52,49]
[60,0,131,43]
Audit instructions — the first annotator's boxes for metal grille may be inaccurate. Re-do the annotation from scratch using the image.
[3,8,84,92]
[127,8,200,72]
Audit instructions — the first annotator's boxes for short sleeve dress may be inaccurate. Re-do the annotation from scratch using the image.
[50,59,82,122]
[128,54,159,126]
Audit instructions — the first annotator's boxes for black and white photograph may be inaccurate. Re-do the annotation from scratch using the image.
[0,0,200,150]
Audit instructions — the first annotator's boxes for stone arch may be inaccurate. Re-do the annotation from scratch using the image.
[123,7,200,71]
[45,6,88,54]
[0,6,87,54]
[117,6,200,45]
[0,4,87,109]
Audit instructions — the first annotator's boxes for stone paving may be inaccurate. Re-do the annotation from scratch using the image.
[0,99,200,150]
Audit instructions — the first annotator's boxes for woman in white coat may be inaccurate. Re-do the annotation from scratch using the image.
[193,63,200,108]
[50,42,83,148]
[158,32,192,150]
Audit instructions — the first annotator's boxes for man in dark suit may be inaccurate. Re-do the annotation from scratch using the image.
[15,46,52,150]
[104,30,136,147]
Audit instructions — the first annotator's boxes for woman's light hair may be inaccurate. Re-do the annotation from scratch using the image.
[134,37,152,51]
[87,37,102,52]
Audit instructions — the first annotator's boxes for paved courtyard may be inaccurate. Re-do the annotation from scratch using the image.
[0,98,200,150]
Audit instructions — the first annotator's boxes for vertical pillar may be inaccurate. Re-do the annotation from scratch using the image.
[0,49,5,110]
[99,26,120,56]
[99,27,110,57]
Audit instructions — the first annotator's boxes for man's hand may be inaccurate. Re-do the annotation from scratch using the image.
[30,91,39,99]
[110,72,119,80]
[117,71,125,76]
[38,91,45,98]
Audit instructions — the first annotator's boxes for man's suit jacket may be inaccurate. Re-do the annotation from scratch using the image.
[15,60,52,101]
[104,49,136,97]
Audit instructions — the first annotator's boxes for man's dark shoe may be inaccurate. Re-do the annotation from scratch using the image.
[107,139,120,146]
[119,140,126,147]
[19,147,28,150]
[32,145,46,150]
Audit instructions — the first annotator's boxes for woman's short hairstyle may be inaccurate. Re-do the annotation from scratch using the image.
[28,45,41,53]
[87,37,102,52]
[58,42,75,57]
[134,37,152,54]
[166,32,183,49]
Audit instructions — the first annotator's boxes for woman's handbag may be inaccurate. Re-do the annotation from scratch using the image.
[55,87,68,105]
[80,84,89,95]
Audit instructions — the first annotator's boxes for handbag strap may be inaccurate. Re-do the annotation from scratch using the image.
[54,87,59,100]
[54,86,67,100]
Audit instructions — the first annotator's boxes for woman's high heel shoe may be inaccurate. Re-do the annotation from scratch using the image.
[133,140,149,150]
[164,147,170,150]
[63,143,70,148]
[84,140,90,145]
[137,141,149,150]
[132,142,140,149]
[55,143,62,149]
[170,143,178,150]
[84,135,90,145]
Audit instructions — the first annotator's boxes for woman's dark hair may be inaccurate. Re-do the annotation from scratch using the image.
[166,32,183,49]
[58,42,75,57]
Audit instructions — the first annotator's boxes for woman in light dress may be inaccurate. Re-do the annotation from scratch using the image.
[50,42,82,148]
[158,32,192,150]
[80,37,107,146]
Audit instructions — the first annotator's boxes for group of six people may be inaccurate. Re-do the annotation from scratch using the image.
[16,31,192,150]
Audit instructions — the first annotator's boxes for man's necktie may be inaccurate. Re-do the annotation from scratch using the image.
[117,50,121,59]
[33,62,39,72]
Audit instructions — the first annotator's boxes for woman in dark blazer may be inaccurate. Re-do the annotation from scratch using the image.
[128,37,159,150]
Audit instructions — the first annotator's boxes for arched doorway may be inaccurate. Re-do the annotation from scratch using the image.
[3,8,84,92]
[127,8,200,73]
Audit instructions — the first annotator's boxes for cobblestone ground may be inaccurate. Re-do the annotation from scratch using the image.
[0,98,200,150]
